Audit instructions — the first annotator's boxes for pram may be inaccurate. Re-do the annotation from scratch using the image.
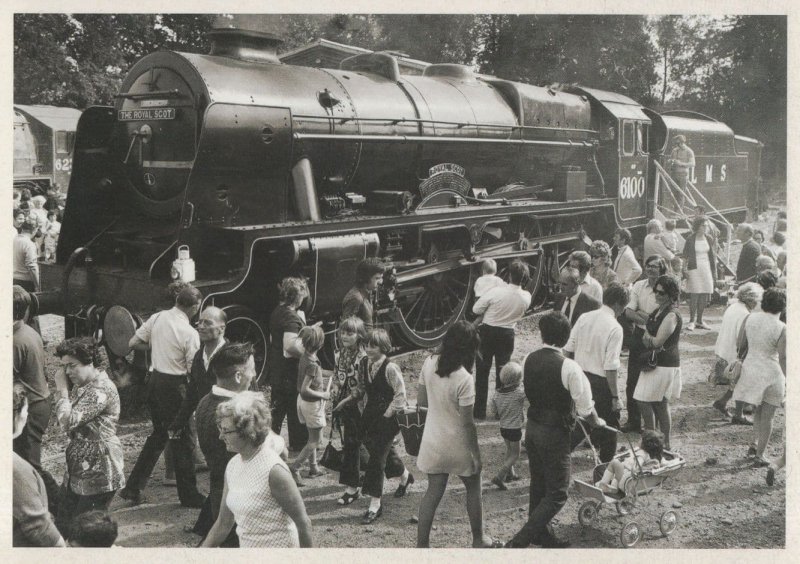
[573,420,686,548]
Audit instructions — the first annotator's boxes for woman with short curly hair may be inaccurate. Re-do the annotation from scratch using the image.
[203,392,313,547]
[588,240,619,290]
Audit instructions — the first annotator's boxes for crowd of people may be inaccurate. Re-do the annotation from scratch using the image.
[13,186,63,264]
[12,211,787,548]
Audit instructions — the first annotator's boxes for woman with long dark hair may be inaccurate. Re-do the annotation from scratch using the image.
[416,321,501,548]
[633,275,683,450]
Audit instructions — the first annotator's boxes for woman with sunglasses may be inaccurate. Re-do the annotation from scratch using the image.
[633,275,683,451]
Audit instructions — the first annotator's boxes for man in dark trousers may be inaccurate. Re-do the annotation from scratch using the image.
[565,283,629,467]
[472,259,531,419]
[552,267,600,328]
[194,342,257,547]
[119,285,205,508]
[506,312,605,548]
[12,285,60,513]
[736,223,761,285]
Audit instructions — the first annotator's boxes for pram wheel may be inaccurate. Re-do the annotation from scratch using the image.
[578,501,599,526]
[659,510,678,536]
[615,500,634,515]
[620,521,641,548]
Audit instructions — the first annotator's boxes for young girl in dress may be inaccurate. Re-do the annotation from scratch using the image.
[331,316,369,505]
[595,430,665,495]
[489,362,525,490]
[289,325,330,486]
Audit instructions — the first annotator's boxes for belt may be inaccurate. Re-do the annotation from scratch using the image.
[151,369,188,380]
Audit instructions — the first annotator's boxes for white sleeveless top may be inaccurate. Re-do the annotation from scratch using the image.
[225,444,300,547]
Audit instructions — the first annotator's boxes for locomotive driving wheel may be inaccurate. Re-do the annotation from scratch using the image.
[390,241,474,349]
[221,306,268,389]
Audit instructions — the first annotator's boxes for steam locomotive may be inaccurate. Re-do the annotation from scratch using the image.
[37,28,762,380]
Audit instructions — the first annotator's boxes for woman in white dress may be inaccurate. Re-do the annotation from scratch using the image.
[202,392,313,547]
[682,216,716,330]
[731,288,786,467]
[416,321,501,548]
[634,275,683,451]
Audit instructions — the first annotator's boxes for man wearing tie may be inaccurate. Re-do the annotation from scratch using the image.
[552,268,600,328]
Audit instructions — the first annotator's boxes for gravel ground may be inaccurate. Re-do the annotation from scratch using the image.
[36,208,786,549]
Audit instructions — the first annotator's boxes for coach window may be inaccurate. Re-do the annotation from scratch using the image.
[56,131,69,153]
[622,121,634,156]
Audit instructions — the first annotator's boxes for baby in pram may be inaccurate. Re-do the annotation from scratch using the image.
[595,430,665,495]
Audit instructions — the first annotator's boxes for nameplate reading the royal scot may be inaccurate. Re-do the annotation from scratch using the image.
[118,108,176,121]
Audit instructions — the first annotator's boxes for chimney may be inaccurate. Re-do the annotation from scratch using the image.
[207,28,283,64]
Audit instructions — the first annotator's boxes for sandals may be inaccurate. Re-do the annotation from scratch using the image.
[712,401,730,418]
[753,457,770,468]
[731,415,753,426]
[337,490,361,505]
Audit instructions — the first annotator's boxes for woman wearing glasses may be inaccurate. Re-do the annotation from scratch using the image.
[52,337,125,539]
[633,275,683,451]
[202,392,313,547]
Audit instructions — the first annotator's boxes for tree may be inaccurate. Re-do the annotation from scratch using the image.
[14,13,216,107]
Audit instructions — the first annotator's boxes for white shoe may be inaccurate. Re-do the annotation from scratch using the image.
[686,322,695,331]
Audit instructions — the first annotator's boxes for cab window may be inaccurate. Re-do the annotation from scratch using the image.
[637,123,649,153]
[622,121,634,156]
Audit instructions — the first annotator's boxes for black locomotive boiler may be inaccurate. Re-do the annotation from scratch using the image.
[37,29,761,380]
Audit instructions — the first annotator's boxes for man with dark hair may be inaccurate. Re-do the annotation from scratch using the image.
[569,251,603,303]
[472,259,532,419]
[12,286,60,513]
[736,223,761,284]
[68,511,118,547]
[119,285,205,508]
[552,267,600,328]
[565,282,629,464]
[193,342,257,547]
[506,311,604,549]
[342,257,385,329]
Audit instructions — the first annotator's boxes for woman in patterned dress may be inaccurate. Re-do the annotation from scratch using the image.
[53,337,125,538]
[202,392,313,547]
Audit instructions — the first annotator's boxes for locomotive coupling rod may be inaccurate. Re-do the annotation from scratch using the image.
[293,132,593,148]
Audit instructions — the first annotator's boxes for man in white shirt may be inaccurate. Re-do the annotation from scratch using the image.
[565,283,629,463]
[120,285,205,508]
[613,228,642,287]
[621,256,666,432]
[569,251,603,303]
[472,259,532,419]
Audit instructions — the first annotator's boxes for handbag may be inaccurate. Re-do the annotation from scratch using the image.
[723,314,751,389]
[319,423,344,472]
[638,348,661,372]
[395,406,428,456]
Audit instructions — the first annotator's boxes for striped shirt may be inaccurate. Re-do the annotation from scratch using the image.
[490,384,526,429]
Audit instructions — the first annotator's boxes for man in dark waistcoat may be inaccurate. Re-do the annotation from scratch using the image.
[194,342,257,547]
[506,311,605,549]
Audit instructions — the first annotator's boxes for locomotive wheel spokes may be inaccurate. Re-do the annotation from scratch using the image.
[391,247,474,348]
[222,307,268,389]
